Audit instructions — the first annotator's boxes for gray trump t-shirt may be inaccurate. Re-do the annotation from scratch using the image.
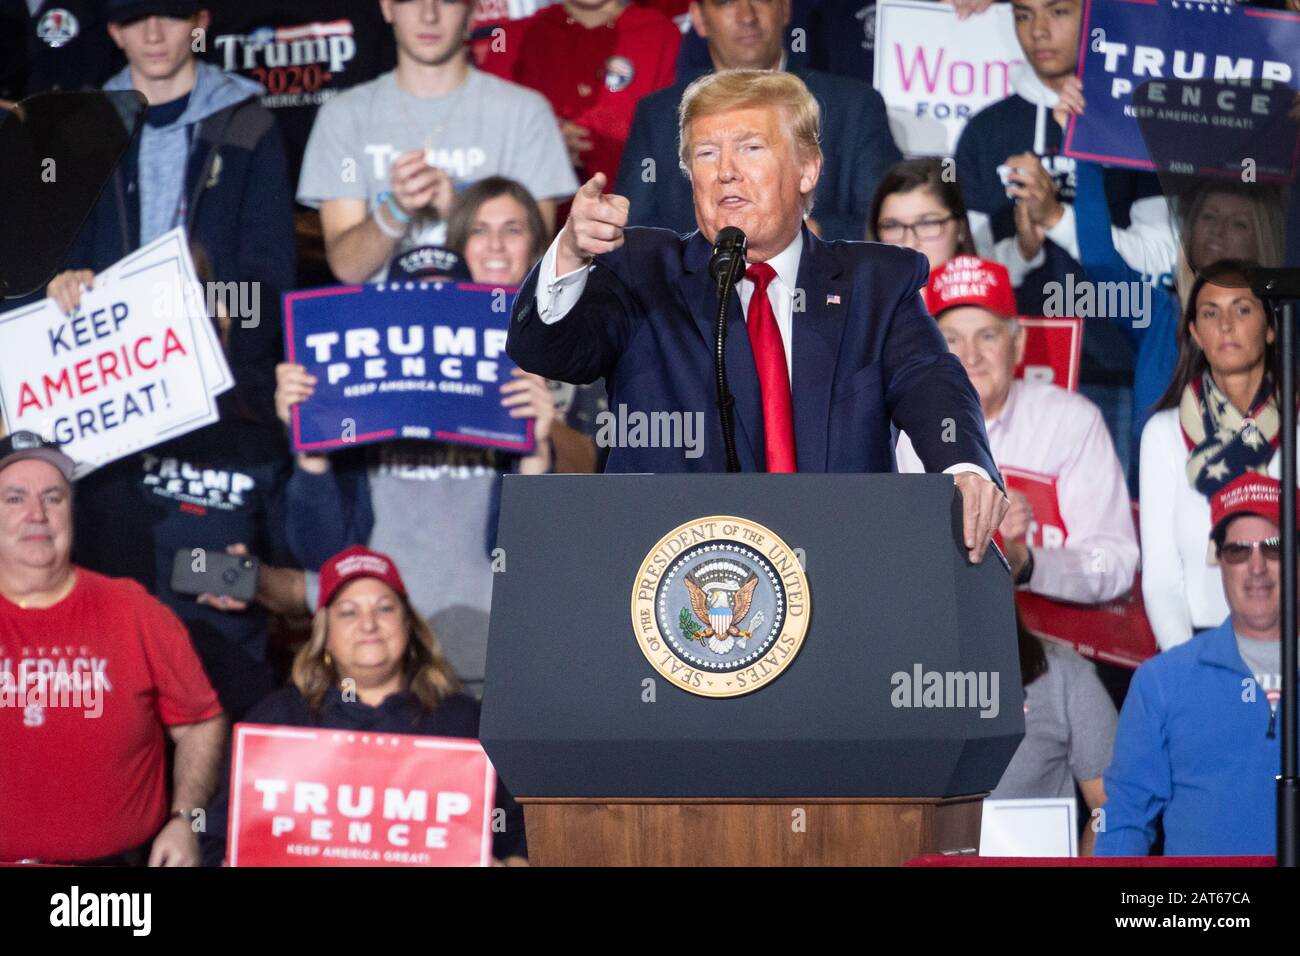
[990,641,1118,801]
[297,68,578,281]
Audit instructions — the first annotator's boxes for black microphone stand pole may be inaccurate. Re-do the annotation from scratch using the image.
[1254,268,1300,867]
[714,247,745,474]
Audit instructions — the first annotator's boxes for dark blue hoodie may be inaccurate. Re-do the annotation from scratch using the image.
[62,61,295,424]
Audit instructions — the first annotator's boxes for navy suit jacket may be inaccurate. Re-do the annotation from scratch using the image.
[614,67,901,242]
[507,226,998,478]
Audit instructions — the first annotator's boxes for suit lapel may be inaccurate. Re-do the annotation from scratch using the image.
[791,226,849,473]
[677,232,763,470]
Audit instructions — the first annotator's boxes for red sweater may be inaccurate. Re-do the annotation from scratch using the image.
[481,3,682,183]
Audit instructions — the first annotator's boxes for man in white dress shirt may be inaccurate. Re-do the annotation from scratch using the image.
[895,256,1138,601]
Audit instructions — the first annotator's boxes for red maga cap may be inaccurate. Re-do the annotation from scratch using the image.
[1208,473,1296,542]
[316,545,408,611]
[923,255,1017,321]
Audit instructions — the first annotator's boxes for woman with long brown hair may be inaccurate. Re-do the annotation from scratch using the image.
[1139,261,1287,651]
[1057,78,1286,473]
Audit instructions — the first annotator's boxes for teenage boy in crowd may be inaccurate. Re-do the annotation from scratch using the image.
[298,0,578,284]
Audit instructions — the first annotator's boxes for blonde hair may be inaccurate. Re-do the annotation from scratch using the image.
[1174,183,1285,313]
[678,69,822,213]
[292,595,461,714]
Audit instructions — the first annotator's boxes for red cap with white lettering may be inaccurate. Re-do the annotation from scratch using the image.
[923,255,1018,321]
[1209,473,1299,542]
[316,546,409,611]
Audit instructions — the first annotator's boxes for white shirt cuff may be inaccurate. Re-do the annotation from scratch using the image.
[1044,203,1079,263]
[994,233,1046,287]
[536,232,593,325]
[944,463,992,483]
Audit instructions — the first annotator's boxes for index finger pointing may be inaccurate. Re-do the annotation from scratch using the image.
[580,172,608,199]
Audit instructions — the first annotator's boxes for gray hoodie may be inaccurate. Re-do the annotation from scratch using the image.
[104,61,265,245]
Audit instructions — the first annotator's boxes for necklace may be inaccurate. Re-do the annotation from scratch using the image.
[391,67,473,231]
[394,67,473,164]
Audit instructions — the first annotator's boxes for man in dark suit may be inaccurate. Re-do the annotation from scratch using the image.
[615,0,901,241]
[508,69,1008,562]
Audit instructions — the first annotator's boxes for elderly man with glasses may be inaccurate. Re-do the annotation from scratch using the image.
[1096,473,1295,856]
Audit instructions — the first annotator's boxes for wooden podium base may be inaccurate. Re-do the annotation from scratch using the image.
[520,796,985,866]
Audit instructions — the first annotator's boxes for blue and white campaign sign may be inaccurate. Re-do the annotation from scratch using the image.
[283,282,534,455]
[1065,0,1300,176]
[873,0,1025,156]
[0,234,230,475]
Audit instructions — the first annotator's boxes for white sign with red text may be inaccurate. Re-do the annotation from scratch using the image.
[873,0,1025,156]
[0,235,230,475]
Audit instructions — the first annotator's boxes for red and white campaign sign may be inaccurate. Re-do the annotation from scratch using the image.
[1000,466,1068,551]
[1001,486,1158,670]
[1014,316,1082,392]
[228,724,497,867]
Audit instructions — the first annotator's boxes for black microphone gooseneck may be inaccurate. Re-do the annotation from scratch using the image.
[709,227,748,473]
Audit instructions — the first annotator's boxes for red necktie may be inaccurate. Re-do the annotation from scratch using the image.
[744,262,797,472]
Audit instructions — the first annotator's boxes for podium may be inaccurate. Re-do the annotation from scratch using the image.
[481,474,1023,866]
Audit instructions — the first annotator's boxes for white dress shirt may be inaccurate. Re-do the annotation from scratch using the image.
[896,379,1138,603]
[532,228,990,480]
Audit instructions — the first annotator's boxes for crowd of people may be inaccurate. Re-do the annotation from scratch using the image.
[1,0,1297,864]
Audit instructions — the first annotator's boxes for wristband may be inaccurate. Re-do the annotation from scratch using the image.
[373,202,405,239]
[378,190,410,224]
[1014,547,1035,587]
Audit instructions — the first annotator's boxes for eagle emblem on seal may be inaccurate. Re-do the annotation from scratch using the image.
[681,561,766,655]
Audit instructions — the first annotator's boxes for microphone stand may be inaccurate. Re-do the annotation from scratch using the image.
[1253,267,1300,867]
[714,249,744,474]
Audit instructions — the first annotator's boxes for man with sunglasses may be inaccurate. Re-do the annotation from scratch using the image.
[1097,473,1294,856]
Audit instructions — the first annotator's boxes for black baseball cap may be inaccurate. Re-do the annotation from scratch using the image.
[0,432,76,483]
[108,0,203,24]
[388,246,472,282]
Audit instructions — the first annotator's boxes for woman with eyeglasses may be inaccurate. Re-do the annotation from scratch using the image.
[1138,260,1291,651]
[867,158,976,271]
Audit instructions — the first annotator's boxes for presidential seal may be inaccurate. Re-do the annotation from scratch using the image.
[631,516,810,698]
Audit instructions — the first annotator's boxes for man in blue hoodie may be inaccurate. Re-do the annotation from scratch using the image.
[53,0,295,424]
[1097,473,1293,857]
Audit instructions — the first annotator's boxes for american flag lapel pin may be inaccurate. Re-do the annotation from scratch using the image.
[826,294,841,305]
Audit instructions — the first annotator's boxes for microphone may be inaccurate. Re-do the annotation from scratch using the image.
[709,226,748,287]
[707,227,747,473]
